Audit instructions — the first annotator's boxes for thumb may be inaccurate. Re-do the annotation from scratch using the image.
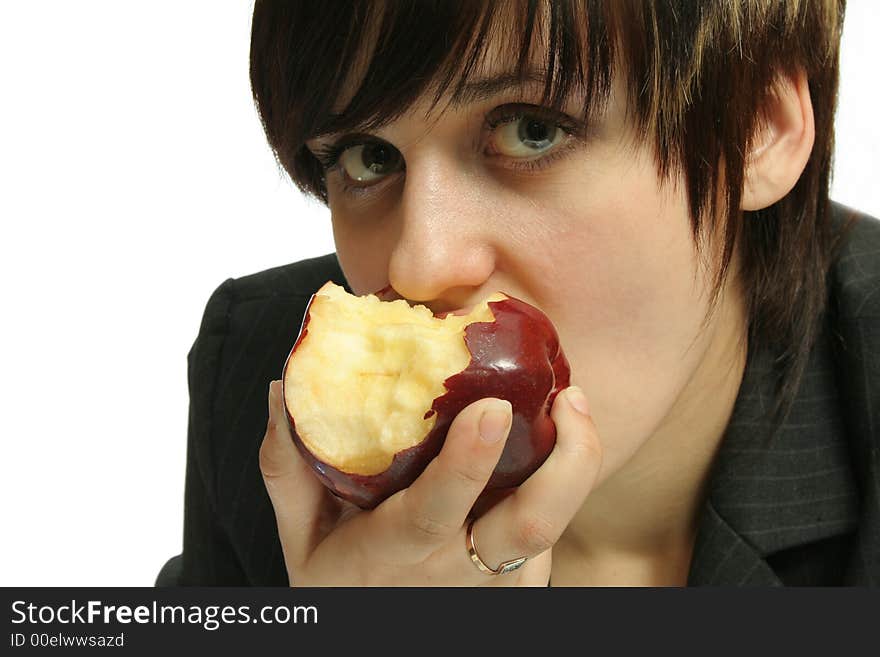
[259,379,330,572]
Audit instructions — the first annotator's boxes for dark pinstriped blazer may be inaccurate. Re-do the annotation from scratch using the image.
[157,201,879,586]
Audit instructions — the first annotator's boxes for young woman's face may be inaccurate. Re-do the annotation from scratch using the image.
[306,61,748,488]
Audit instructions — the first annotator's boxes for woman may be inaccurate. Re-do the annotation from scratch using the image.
[163,0,878,586]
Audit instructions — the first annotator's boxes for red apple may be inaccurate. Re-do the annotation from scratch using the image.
[281,281,570,509]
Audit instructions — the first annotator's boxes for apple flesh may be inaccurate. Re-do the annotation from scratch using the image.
[281,281,571,509]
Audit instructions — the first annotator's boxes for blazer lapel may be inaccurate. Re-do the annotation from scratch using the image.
[688,322,860,585]
[688,501,782,585]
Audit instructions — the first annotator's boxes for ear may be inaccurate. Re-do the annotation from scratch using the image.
[741,68,815,211]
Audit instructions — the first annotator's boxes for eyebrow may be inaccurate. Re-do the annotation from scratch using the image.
[310,70,554,144]
[447,71,550,108]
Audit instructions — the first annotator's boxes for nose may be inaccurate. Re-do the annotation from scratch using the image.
[387,151,496,309]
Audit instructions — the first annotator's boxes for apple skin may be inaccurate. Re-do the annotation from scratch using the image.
[282,292,571,510]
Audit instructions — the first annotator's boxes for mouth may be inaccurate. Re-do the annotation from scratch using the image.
[433,306,475,319]
[370,285,479,319]
[372,284,395,300]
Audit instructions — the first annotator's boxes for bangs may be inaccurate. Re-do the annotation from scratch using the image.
[250,0,615,194]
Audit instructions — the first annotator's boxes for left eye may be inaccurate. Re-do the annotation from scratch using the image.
[492,117,565,157]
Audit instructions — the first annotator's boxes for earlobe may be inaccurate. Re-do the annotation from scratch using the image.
[741,68,815,212]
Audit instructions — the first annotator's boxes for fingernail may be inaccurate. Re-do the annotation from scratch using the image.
[566,386,590,416]
[268,381,279,420]
[479,400,512,445]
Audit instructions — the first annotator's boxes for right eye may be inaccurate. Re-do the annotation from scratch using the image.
[337,142,404,186]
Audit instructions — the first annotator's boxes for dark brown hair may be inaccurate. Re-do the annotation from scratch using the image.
[249,0,848,436]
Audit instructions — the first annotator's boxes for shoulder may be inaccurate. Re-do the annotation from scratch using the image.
[189,249,349,411]
[826,202,880,444]
[188,252,348,377]
[182,253,348,585]
[826,201,880,437]
[202,252,348,311]
[186,253,347,518]
[230,252,349,300]
[825,202,880,584]
[190,251,349,396]
[828,201,880,320]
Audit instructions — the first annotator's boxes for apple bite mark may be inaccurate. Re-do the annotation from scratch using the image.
[283,282,498,475]
[282,281,571,509]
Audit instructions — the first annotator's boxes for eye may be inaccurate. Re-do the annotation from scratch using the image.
[338,142,403,184]
[491,117,565,157]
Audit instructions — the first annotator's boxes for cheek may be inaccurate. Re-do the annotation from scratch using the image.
[329,204,397,296]
[520,150,710,348]
[508,147,719,450]
[574,187,707,347]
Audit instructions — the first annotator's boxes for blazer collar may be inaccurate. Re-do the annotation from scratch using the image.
[688,322,860,585]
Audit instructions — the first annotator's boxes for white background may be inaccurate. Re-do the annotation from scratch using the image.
[0,2,877,586]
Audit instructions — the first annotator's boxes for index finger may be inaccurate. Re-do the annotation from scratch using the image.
[260,380,335,572]
[369,398,512,563]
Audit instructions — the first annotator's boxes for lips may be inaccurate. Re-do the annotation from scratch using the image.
[372,284,395,300]
[434,306,475,319]
[370,286,477,319]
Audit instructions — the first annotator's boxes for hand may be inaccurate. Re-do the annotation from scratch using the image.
[259,380,603,586]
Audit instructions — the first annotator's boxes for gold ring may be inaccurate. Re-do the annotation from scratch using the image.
[466,518,528,576]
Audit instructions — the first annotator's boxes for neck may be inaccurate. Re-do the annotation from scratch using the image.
[560,287,748,561]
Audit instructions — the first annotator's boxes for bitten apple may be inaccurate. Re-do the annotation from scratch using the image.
[281,281,571,509]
